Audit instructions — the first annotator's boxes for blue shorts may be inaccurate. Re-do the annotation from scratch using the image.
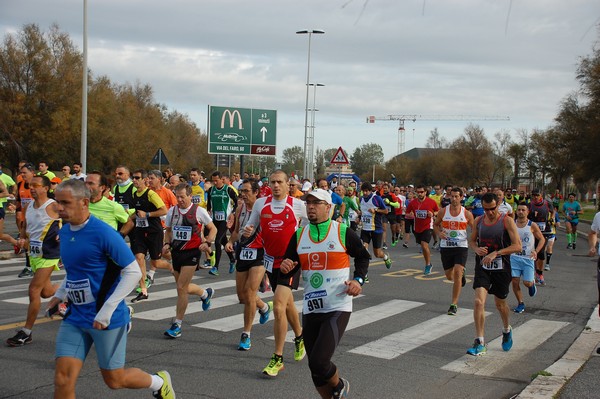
[510,256,535,283]
[55,322,127,370]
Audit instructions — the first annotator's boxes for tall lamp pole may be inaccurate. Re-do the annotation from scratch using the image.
[81,0,88,173]
[296,29,324,182]
[308,83,324,180]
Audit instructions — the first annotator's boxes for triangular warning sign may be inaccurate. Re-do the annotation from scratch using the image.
[330,147,349,164]
[150,148,170,165]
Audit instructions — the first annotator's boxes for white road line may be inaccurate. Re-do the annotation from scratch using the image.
[349,309,489,359]
[0,269,65,283]
[441,319,569,376]
[267,297,416,342]
[0,258,25,265]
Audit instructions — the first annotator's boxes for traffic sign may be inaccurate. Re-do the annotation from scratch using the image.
[208,106,277,156]
[330,146,349,164]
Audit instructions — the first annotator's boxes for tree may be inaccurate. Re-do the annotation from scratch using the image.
[492,129,513,187]
[425,128,448,149]
[281,145,304,175]
[449,124,493,186]
[350,143,384,179]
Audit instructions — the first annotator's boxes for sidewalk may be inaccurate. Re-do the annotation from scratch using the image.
[517,219,600,398]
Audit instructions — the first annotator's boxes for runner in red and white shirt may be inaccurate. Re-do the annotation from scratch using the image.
[406,184,439,275]
[243,170,308,377]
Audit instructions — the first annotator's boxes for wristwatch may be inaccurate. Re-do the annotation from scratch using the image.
[354,277,364,286]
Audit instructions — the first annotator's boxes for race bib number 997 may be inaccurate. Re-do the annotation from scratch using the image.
[66,279,96,305]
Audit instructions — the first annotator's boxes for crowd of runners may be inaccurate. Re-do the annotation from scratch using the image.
[0,159,595,398]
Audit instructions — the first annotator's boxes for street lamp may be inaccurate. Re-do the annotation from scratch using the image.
[297,29,324,182]
[308,83,324,181]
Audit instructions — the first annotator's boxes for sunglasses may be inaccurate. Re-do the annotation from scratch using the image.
[132,176,143,180]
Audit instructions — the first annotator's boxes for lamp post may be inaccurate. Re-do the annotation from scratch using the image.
[297,29,324,182]
[308,83,324,180]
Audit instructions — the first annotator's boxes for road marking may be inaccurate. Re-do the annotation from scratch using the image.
[0,270,65,283]
[0,258,25,265]
[349,309,488,359]
[0,316,58,331]
[441,319,569,376]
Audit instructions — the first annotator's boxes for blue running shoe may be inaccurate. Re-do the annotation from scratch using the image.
[164,322,181,339]
[201,288,214,311]
[502,327,513,351]
[333,377,350,398]
[229,262,236,274]
[209,266,219,276]
[238,333,251,351]
[528,283,537,297]
[466,339,487,356]
[259,301,273,325]
[513,303,525,313]
[424,264,433,275]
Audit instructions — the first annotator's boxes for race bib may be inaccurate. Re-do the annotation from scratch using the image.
[173,225,192,241]
[66,279,96,305]
[29,240,43,258]
[442,239,458,247]
[239,247,258,261]
[361,214,373,224]
[482,256,503,271]
[213,211,226,221]
[415,210,428,219]
[21,198,33,208]
[536,222,546,231]
[304,290,327,313]
[136,216,149,228]
[120,203,129,211]
[192,195,202,205]
[264,254,274,273]
[386,205,392,212]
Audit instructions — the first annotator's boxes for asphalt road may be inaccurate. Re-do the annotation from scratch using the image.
[0,214,598,399]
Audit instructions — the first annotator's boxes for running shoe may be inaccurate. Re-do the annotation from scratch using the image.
[513,303,525,313]
[146,275,154,289]
[544,264,551,271]
[201,288,214,311]
[333,377,350,399]
[424,264,433,275]
[131,292,148,303]
[364,275,369,284]
[447,304,458,316]
[259,301,273,325]
[262,354,284,377]
[391,239,398,247]
[294,336,306,361]
[127,305,134,334]
[152,370,175,399]
[6,329,32,347]
[572,243,576,249]
[567,243,572,249]
[229,262,236,274]
[164,323,181,339]
[17,267,33,278]
[466,339,487,356]
[200,260,212,269]
[461,269,466,287]
[502,326,513,351]
[384,256,392,269]
[238,333,251,351]
[402,242,409,248]
[538,275,545,286]
[382,242,388,250]
[528,284,537,297]
[209,251,216,267]
[535,273,541,285]
[208,266,219,276]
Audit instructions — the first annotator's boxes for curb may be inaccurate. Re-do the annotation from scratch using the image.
[515,305,600,398]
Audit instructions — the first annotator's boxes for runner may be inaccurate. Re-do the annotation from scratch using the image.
[381,183,401,247]
[206,171,238,276]
[562,193,582,249]
[15,163,36,277]
[48,179,175,399]
[225,178,272,350]
[162,183,217,339]
[528,188,554,286]
[406,185,439,275]
[359,181,393,269]
[6,175,62,346]
[402,190,415,248]
[511,203,545,313]
[279,188,370,399]
[467,192,521,356]
[433,187,474,315]
[242,170,308,377]
[129,169,167,302]
[86,171,133,234]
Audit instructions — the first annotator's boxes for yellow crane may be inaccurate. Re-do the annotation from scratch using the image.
[366,114,510,156]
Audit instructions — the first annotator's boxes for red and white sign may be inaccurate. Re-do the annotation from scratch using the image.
[330,147,349,165]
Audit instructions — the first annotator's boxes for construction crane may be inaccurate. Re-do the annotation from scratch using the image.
[366,114,510,156]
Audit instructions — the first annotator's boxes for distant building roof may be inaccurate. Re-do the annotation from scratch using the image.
[393,147,452,161]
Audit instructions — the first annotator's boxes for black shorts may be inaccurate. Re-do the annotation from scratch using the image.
[360,230,383,249]
[473,262,512,299]
[440,247,469,270]
[171,249,201,272]
[235,245,264,272]
[131,229,164,260]
[386,214,397,225]
[404,219,414,234]
[271,267,300,291]
[395,214,404,223]
[414,229,433,244]
[0,206,5,220]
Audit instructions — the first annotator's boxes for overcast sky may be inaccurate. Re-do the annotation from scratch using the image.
[2,0,599,161]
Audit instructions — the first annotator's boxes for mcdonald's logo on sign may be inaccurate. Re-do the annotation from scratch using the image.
[221,109,243,129]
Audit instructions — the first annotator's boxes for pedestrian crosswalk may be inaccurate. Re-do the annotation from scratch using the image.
[0,258,572,378]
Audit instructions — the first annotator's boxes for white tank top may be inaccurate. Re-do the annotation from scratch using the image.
[440,206,469,248]
[25,199,58,257]
[514,219,535,258]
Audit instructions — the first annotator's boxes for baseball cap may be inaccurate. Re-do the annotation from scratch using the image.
[51,177,62,184]
[531,188,540,195]
[303,189,333,204]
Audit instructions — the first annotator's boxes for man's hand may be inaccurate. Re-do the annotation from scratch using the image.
[344,280,362,296]
[93,321,107,330]
[280,259,298,274]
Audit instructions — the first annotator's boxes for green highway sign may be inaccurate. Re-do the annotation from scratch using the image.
[208,106,277,156]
